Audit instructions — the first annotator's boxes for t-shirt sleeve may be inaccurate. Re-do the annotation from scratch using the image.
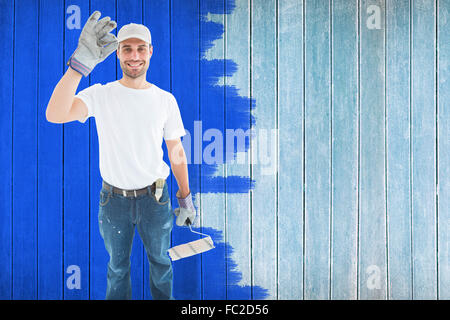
[163,93,187,141]
[74,83,102,123]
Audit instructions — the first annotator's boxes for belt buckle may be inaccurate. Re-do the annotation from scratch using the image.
[122,189,137,197]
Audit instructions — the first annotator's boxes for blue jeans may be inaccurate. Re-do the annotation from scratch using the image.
[98,180,174,300]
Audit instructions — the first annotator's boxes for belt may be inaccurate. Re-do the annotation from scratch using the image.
[102,179,165,199]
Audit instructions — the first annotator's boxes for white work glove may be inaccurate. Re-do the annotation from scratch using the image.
[66,11,118,77]
[174,190,196,226]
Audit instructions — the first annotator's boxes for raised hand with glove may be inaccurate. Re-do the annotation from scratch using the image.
[67,11,118,77]
[174,190,197,227]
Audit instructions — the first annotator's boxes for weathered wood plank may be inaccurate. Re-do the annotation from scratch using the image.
[358,0,387,300]
[0,0,14,300]
[63,0,91,299]
[224,0,253,300]
[13,0,39,300]
[437,0,450,300]
[331,0,359,300]
[200,0,227,300]
[277,0,304,300]
[386,0,413,300]
[38,0,64,299]
[304,0,331,300]
[251,0,278,300]
[411,0,437,300]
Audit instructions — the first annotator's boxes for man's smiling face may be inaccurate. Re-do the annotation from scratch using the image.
[117,38,153,79]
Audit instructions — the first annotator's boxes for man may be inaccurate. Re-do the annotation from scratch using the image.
[46,11,196,300]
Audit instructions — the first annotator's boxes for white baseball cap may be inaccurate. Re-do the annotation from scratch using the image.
[117,23,152,45]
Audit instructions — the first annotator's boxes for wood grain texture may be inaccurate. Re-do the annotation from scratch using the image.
[13,0,39,299]
[251,0,278,300]
[331,0,359,300]
[0,0,14,300]
[277,0,304,300]
[386,0,413,300]
[304,0,331,300]
[411,0,437,300]
[200,0,227,300]
[224,0,253,300]
[38,0,64,299]
[63,0,91,300]
[358,0,387,300]
[437,0,450,300]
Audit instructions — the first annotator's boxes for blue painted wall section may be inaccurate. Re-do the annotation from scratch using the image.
[188,0,255,194]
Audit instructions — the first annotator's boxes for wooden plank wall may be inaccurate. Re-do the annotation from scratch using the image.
[0,0,447,300]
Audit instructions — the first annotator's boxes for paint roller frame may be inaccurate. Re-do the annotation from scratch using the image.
[167,219,215,261]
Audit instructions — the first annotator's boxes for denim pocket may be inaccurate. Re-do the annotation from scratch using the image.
[153,195,169,206]
[99,190,111,207]
[151,187,169,206]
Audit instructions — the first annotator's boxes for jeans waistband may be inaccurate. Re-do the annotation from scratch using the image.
[102,179,164,198]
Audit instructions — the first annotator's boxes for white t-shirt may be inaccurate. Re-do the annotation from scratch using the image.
[75,80,186,189]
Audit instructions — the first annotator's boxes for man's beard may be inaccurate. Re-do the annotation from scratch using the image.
[120,60,149,79]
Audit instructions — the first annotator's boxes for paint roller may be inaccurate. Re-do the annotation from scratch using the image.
[167,210,215,261]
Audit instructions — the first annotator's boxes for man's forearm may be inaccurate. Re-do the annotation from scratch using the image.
[46,67,82,122]
[169,145,190,198]
[171,162,190,198]
[167,139,196,224]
